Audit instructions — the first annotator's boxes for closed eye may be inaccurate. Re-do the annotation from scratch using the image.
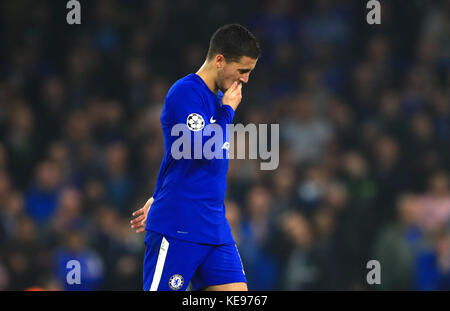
[238,69,251,74]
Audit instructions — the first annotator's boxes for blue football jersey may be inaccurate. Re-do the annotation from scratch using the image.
[146,73,235,245]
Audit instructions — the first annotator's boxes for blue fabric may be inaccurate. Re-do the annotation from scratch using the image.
[146,73,235,245]
[143,231,246,291]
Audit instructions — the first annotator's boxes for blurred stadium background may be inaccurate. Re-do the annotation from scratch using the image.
[0,0,449,290]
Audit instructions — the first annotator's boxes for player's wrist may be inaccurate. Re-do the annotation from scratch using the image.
[222,102,235,111]
[222,104,236,121]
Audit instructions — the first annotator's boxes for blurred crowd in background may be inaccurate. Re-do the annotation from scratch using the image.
[0,0,449,290]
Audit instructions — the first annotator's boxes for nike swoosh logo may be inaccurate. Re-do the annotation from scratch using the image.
[210,117,216,123]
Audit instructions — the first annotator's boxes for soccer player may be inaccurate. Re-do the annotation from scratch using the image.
[130,24,260,291]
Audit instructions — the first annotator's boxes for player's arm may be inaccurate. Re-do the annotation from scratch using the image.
[171,83,236,154]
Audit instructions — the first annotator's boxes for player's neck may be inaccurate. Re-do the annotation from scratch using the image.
[196,62,219,95]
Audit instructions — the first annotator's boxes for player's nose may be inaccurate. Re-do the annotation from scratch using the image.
[239,74,249,84]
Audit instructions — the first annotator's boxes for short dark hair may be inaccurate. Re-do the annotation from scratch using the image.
[206,24,261,62]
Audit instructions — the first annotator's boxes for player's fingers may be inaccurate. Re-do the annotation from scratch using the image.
[135,219,147,231]
[232,81,242,95]
[131,219,146,229]
[131,211,141,218]
[136,227,146,233]
[237,82,242,94]
[130,214,145,225]
[131,223,145,229]
[132,197,153,216]
[226,81,237,94]
[132,207,144,217]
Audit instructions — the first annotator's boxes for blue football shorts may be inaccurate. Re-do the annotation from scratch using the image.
[143,230,246,291]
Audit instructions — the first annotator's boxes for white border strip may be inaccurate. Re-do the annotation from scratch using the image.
[150,237,169,291]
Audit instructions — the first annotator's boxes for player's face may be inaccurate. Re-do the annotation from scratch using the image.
[216,56,257,92]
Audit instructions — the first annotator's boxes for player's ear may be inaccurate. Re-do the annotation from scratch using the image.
[215,54,226,69]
